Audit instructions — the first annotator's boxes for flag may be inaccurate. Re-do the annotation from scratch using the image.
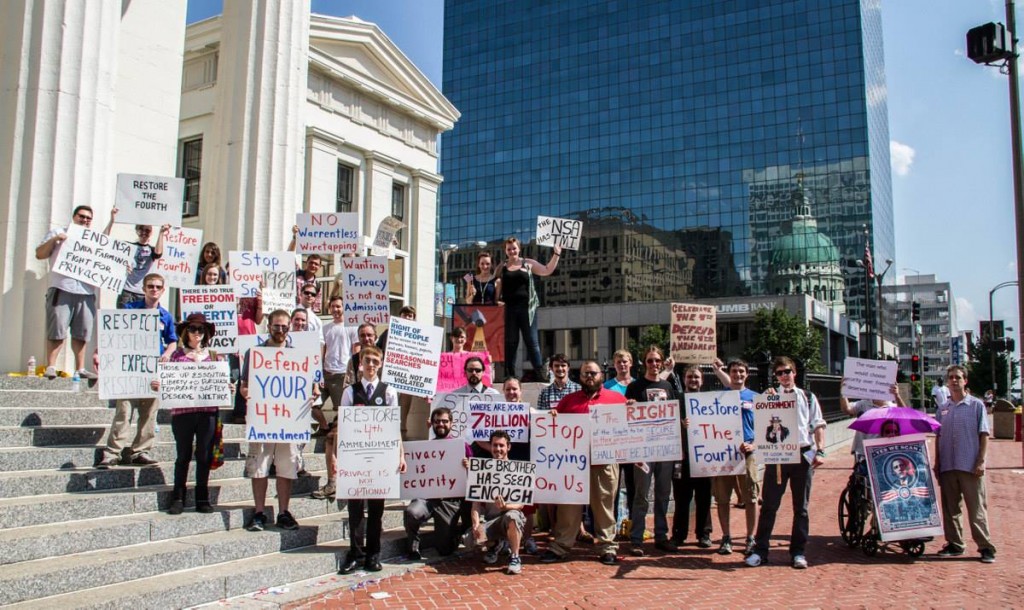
[864,242,875,279]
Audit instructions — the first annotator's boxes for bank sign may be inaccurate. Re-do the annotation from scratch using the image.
[715,301,777,317]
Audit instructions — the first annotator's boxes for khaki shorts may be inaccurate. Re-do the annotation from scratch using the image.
[245,442,301,479]
[712,452,758,505]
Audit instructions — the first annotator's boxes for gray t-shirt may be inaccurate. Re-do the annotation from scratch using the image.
[123,242,161,295]
[40,227,92,295]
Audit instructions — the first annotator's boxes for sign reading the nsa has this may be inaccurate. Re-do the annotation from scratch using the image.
[114,173,184,226]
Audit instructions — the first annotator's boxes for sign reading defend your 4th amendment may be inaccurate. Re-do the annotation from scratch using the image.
[245,346,318,443]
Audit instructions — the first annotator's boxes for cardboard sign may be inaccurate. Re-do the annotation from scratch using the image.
[155,227,202,287]
[531,411,590,504]
[158,361,231,409]
[340,256,390,326]
[670,303,716,364]
[466,402,530,442]
[179,286,238,352]
[295,213,359,254]
[753,392,801,464]
[431,392,500,439]
[683,390,746,477]
[336,405,402,499]
[437,351,493,394]
[53,224,133,293]
[400,439,467,499]
[589,402,683,465]
[452,305,506,362]
[97,309,160,400]
[245,346,319,443]
[842,357,899,402]
[466,458,536,504]
[228,251,296,313]
[863,435,943,542]
[114,173,185,226]
[372,215,406,250]
[536,215,582,250]
[381,317,443,398]
[237,331,322,371]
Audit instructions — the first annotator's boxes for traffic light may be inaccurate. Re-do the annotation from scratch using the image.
[911,301,921,322]
[967,22,1013,64]
[910,354,921,382]
[923,356,930,371]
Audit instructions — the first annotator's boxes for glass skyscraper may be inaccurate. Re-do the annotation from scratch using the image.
[440,0,892,322]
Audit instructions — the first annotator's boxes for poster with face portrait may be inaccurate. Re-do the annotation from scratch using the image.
[863,435,943,542]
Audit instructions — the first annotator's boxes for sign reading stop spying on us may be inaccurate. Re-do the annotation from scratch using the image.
[114,173,184,226]
[531,411,590,504]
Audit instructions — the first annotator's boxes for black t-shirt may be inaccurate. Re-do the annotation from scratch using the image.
[500,267,530,307]
[626,377,686,460]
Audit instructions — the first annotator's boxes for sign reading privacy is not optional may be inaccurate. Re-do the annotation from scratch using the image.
[336,405,402,499]
[115,173,184,226]
[158,361,231,409]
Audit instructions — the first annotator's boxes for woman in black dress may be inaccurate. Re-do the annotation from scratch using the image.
[495,237,561,378]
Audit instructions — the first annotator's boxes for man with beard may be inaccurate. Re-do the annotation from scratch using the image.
[403,407,466,559]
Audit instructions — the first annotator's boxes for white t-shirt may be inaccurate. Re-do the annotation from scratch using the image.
[850,401,896,456]
[40,227,93,295]
[931,385,950,406]
[322,320,357,373]
[303,308,325,345]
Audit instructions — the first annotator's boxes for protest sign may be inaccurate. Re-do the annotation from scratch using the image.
[97,309,160,400]
[336,405,401,499]
[452,305,505,362]
[531,411,590,504]
[466,458,536,504]
[340,256,390,326]
[437,351,493,394]
[670,303,716,364]
[372,215,406,250]
[381,317,443,398]
[589,402,683,465]
[236,332,322,375]
[536,215,583,250]
[466,402,530,442]
[179,286,238,352]
[245,346,318,443]
[683,390,746,477]
[154,227,202,287]
[399,439,467,499]
[842,357,899,402]
[229,251,295,313]
[753,392,801,464]
[863,435,943,542]
[158,361,231,409]
[114,173,184,226]
[53,224,133,293]
[431,392,499,439]
[295,213,359,254]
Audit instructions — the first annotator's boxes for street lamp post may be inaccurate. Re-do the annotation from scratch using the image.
[989,280,1019,395]
[439,244,458,333]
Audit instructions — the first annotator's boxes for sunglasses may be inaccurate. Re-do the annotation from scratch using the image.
[145,284,164,290]
[775,369,794,376]
[466,368,483,373]
[75,213,93,222]
[645,358,662,364]
[186,326,205,334]
[302,292,317,297]
[581,371,601,377]
[270,324,290,331]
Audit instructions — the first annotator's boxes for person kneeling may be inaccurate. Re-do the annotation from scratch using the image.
[467,431,526,575]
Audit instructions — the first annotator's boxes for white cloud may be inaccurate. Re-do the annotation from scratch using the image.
[956,297,980,334]
[1009,260,1017,271]
[890,140,916,177]
[954,48,964,57]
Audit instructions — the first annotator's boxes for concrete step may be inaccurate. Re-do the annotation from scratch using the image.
[0,439,255,472]
[0,406,238,427]
[0,388,104,409]
[0,507,408,607]
[0,422,314,448]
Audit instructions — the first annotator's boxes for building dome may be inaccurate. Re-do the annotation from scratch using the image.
[770,216,841,268]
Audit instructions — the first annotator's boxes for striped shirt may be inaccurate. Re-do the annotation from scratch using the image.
[935,394,990,474]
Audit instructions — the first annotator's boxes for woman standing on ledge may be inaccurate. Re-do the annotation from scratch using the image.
[463,251,499,305]
[495,237,560,379]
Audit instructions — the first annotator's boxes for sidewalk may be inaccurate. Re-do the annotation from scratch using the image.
[288,439,1023,609]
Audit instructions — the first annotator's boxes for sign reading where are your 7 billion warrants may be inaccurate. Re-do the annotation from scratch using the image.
[535,215,583,250]
[245,346,319,443]
[337,405,402,499]
[670,302,716,364]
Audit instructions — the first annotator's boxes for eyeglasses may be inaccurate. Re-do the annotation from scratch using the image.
[466,368,483,373]
[74,213,93,222]
[136,227,152,234]
[775,369,794,376]
[581,371,601,377]
[645,358,662,364]
[302,292,317,297]
[186,326,205,334]
[270,324,290,331]
[432,419,452,425]
[363,359,381,367]
[145,284,164,290]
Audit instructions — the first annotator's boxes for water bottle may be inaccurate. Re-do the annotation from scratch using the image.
[26,356,36,377]
[71,371,81,393]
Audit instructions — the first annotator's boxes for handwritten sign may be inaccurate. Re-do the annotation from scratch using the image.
[114,173,184,226]
[236,331,322,365]
[381,317,443,398]
[536,215,582,250]
[229,251,295,313]
[295,213,359,254]
[589,402,683,465]
[863,435,943,542]
[431,392,500,439]
[753,392,800,464]
[531,411,590,504]
[158,361,231,409]
[670,303,716,364]
[466,458,536,504]
[466,402,530,442]
[154,227,202,287]
[340,256,390,326]
[684,390,746,477]
[97,309,160,400]
[437,351,493,394]
[372,215,406,250]
[53,224,132,293]
[245,346,318,443]
[400,439,467,499]
[336,405,401,499]
[179,286,237,352]
[842,357,898,402]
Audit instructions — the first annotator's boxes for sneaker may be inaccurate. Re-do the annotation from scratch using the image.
[246,512,267,532]
[629,544,645,557]
[311,484,335,500]
[130,453,158,466]
[980,549,996,564]
[483,547,499,565]
[599,552,618,565]
[44,365,57,380]
[507,555,523,574]
[168,499,184,515]
[196,502,214,514]
[654,539,679,553]
[77,368,98,380]
[792,555,808,569]
[937,544,965,557]
[539,549,565,563]
[95,456,119,470]
[497,540,511,557]
[697,536,713,548]
[745,552,763,567]
[524,537,539,554]
[717,536,733,555]
[744,537,756,556]
[276,510,299,530]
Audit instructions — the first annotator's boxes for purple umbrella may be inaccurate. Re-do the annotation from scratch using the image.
[847,406,941,436]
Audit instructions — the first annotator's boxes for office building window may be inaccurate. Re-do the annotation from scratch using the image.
[180,138,202,217]
[392,183,406,248]
[337,163,354,213]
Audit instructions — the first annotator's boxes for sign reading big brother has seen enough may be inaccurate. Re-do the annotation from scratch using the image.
[114,173,184,226]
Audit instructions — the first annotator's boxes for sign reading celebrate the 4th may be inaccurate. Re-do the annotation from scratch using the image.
[670,302,716,364]
[245,347,318,443]
[684,390,746,477]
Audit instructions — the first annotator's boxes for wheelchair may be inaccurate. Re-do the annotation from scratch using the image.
[838,465,928,558]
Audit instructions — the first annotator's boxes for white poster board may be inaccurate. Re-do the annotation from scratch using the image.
[114,173,184,226]
[753,392,801,464]
[228,251,296,313]
[670,302,716,364]
[535,215,583,250]
[683,390,746,477]
[97,309,160,400]
[466,402,530,442]
[372,215,406,250]
[430,392,500,439]
[589,402,683,465]
[842,357,899,402]
[336,405,401,499]
[154,227,203,287]
[400,439,467,499]
[466,457,536,504]
[245,346,318,443]
[340,256,390,326]
[179,286,238,352]
[53,224,133,293]
[158,361,231,409]
[236,330,321,362]
[295,213,359,254]
[381,317,443,398]
[531,411,590,504]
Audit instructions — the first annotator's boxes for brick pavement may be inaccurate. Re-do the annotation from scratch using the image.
[289,439,1023,609]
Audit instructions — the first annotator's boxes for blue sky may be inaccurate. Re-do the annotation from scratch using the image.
[187,0,1021,343]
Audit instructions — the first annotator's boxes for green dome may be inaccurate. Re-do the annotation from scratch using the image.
[770,217,840,268]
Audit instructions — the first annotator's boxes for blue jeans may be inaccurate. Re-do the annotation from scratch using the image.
[630,462,673,544]
[504,304,542,377]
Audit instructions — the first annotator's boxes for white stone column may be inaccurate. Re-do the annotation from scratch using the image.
[363,151,397,241]
[410,169,442,317]
[304,128,343,213]
[204,0,311,251]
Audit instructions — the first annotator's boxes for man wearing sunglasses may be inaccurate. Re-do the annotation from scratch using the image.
[452,356,502,397]
[745,356,825,570]
[103,208,169,308]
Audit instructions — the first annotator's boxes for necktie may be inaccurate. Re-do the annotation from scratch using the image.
[366,383,374,397]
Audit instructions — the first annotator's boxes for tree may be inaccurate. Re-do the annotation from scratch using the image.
[629,324,670,362]
[743,308,825,373]
[966,337,1019,398]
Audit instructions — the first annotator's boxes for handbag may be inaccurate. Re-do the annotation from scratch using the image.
[210,417,225,470]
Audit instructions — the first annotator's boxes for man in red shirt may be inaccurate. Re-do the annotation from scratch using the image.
[540,360,626,566]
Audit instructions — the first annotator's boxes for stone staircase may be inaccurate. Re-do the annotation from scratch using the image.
[0,376,414,608]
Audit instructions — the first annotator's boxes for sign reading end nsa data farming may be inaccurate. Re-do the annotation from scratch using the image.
[684,390,746,477]
[381,317,443,398]
[536,216,582,250]
[531,411,590,504]
[754,392,801,464]
[53,224,133,294]
[158,361,231,409]
[246,347,319,443]
[337,405,401,499]
[97,309,160,400]
[400,439,467,499]
[114,173,184,226]
[589,402,683,465]
[670,302,716,364]
[295,213,359,254]
[466,458,536,505]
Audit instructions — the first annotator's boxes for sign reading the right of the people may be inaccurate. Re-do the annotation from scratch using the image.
[670,302,716,364]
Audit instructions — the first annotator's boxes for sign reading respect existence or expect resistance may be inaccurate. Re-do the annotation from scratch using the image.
[340,256,390,326]
[531,411,590,504]
[97,309,160,400]
[684,390,747,477]
[336,405,402,499]
[53,224,133,294]
[399,439,467,500]
[229,251,295,314]
[753,391,801,464]
[155,227,202,288]
[294,213,359,254]
[535,215,583,250]
[179,286,238,352]
[670,302,716,364]
[842,357,899,402]
[381,317,443,398]
[466,458,536,504]
[158,361,231,409]
[114,173,184,226]
[245,346,319,443]
[589,401,683,465]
